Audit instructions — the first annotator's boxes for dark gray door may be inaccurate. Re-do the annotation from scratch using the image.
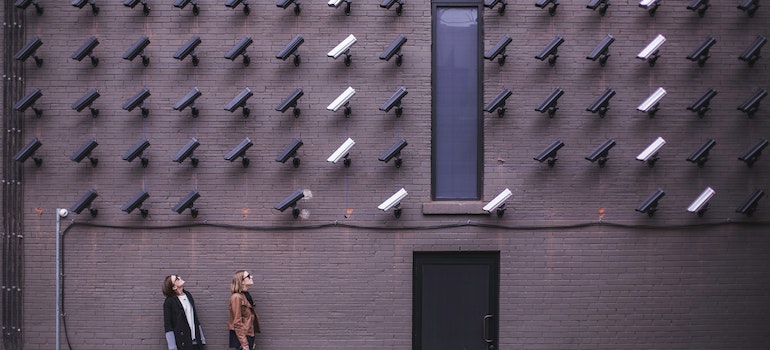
[413,251,499,350]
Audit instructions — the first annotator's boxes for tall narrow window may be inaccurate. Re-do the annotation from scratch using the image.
[432,1,483,200]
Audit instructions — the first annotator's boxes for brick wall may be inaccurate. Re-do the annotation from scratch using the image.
[4,0,770,348]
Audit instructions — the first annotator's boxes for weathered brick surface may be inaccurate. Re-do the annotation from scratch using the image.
[3,0,770,349]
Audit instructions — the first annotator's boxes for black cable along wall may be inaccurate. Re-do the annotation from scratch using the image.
[2,0,26,349]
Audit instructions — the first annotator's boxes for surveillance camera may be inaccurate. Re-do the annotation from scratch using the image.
[174,36,201,65]
[586,87,616,117]
[380,0,403,15]
[483,188,512,217]
[637,87,666,116]
[274,189,304,218]
[736,189,764,216]
[586,34,614,66]
[124,0,150,15]
[16,0,44,14]
[225,36,253,66]
[687,0,709,17]
[58,208,69,218]
[737,0,760,17]
[687,88,718,118]
[70,138,99,167]
[327,87,356,115]
[535,0,559,15]
[585,138,616,167]
[380,35,407,66]
[686,139,716,167]
[379,87,408,117]
[637,34,665,65]
[224,137,253,167]
[484,88,512,118]
[636,188,664,217]
[172,190,200,217]
[687,186,715,216]
[686,37,716,67]
[535,36,564,65]
[14,88,43,117]
[173,138,200,167]
[173,87,202,117]
[122,87,151,118]
[328,34,356,65]
[275,138,303,167]
[224,87,253,118]
[173,0,199,14]
[71,189,99,216]
[533,140,565,167]
[484,35,512,66]
[277,0,301,15]
[638,0,659,16]
[122,138,151,167]
[327,137,355,166]
[738,138,768,167]
[636,136,666,166]
[737,88,767,118]
[535,87,564,118]
[328,0,351,15]
[378,138,408,168]
[72,88,101,118]
[276,35,304,66]
[71,36,100,66]
[14,137,43,167]
[121,190,150,217]
[123,35,151,66]
[738,35,766,66]
[378,188,408,217]
[484,0,507,15]
[72,0,99,14]
[587,0,610,15]
[275,88,304,117]
[225,0,250,14]
[14,36,43,67]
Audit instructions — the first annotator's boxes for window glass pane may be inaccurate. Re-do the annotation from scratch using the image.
[433,6,481,200]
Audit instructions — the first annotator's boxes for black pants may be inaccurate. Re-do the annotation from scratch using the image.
[229,330,254,349]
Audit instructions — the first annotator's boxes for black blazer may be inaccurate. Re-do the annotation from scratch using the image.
[163,290,203,350]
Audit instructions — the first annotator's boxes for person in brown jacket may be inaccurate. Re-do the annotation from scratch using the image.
[228,270,261,350]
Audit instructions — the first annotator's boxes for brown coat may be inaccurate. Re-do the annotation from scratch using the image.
[228,292,261,348]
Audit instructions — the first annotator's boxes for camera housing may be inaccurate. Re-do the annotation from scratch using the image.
[737,88,768,118]
[174,36,201,66]
[535,36,564,65]
[533,140,565,167]
[72,88,101,118]
[14,137,43,167]
[121,190,150,217]
[482,188,513,217]
[275,88,304,117]
[535,87,564,118]
[378,138,408,168]
[586,87,616,117]
[380,35,407,66]
[686,139,716,167]
[738,138,769,167]
[736,189,764,216]
[484,35,511,66]
[586,34,614,66]
[585,138,616,168]
[173,0,199,15]
[224,137,253,167]
[224,88,253,118]
[636,136,666,167]
[276,138,303,167]
[327,87,356,117]
[225,36,253,66]
[173,87,202,117]
[71,189,99,216]
[637,34,665,66]
[123,35,151,66]
[173,190,200,217]
[71,36,100,66]
[687,37,716,66]
[274,189,305,218]
[14,36,44,67]
[122,87,151,118]
[484,88,512,118]
[378,188,408,217]
[122,138,151,167]
[173,138,200,167]
[328,34,356,66]
[636,188,665,217]
[327,138,355,167]
[14,88,44,118]
[276,35,304,66]
[687,88,718,118]
[71,138,99,167]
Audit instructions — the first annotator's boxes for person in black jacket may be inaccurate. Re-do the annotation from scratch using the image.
[163,275,206,350]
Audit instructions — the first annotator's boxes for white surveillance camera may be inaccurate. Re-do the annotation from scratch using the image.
[327,137,355,165]
[483,188,512,216]
[378,188,408,212]
[328,34,356,59]
[636,136,666,164]
[687,186,715,216]
[327,86,356,113]
[58,208,69,217]
[637,34,665,64]
[637,87,666,115]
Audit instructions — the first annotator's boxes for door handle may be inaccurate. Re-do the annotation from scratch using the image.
[483,314,494,344]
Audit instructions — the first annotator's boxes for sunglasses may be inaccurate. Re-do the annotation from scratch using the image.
[172,275,181,283]
[243,274,252,280]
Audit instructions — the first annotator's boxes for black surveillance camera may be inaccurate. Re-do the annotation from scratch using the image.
[225,36,253,66]
[174,36,201,65]
[14,88,43,117]
[534,139,565,167]
[484,88,512,118]
[124,0,150,15]
[379,87,408,117]
[173,0,199,15]
[71,189,99,216]
[71,88,101,118]
[378,138,408,168]
[535,87,564,118]
[276,35,304,66]
[121,190,150,217]
[275,88,304,117]
[535,35,564,65]
[71,36,100,66]
[636,189,664,217]
[736,189,764,216]
[14,36,44,66]
[586,0,609,15]
[70,138,99,167]
[737,88,768,118]
[739,35,767,66]
[586,87,616,117]
[173,87,202,117]
[586,35,614,66]
[380,35,407,66]
[173,138,200,167]
[738,138,769,167]
[484,35,512,66]
[123,36,151,66]
[122,87,151,118]
[274,189,304,218]
[224,137,253,167]
[686,88,718,118]
[122,138,151,167]
[224,88,253,118]
[585,138,616,167]
[14,137,43,167]
[16,0,44,14]
[277,0,300,15]
[686,139,717,167]
[275,138,303,167]
[686,0,709,17]
[687,37,716,66]
[173,190,200,217]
